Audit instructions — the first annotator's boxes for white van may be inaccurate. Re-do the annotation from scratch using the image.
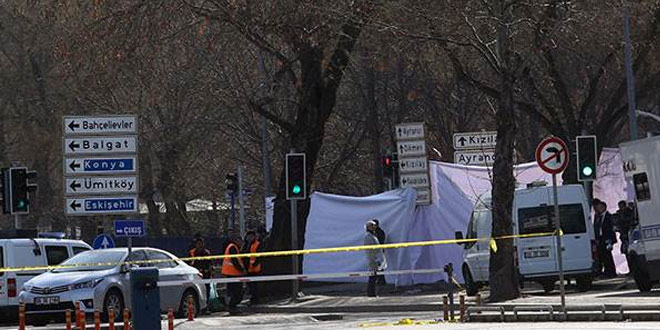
[456,183,596,295]
[0,238,91,319]
[620,135,660,292]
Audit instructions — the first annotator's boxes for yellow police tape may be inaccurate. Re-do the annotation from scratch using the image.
[0,231,559,273]
[359,317,461,327]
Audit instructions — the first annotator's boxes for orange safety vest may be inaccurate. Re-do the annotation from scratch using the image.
[248,241,262,274]
[221,243,244,276]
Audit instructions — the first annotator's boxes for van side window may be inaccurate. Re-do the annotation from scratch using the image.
[633,173,651,201]
[0,246,4,276]
[45,246,70,265]
[73,246,91,255]
[464,212,479,249]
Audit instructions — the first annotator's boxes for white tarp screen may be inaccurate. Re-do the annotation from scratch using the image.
[300,148,629,285]
[302,188,417,286]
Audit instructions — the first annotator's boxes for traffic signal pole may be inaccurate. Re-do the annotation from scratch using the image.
[291,198,299,301]
[238,165,246,237]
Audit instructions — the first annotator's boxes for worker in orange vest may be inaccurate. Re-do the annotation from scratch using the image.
[243,230,264,305]
[222,234,246,314]
[188,237,212,309]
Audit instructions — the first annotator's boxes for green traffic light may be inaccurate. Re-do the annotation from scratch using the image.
[17,200,26,209]
[582,166,593,177]
[292,185,301,194]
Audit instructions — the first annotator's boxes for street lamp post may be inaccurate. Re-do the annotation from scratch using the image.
[622,0,639,140]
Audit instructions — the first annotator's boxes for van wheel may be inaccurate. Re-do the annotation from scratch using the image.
[103,289,125,322]
[178,289,199,318]
[540,280,555,293]
[576,276,593,292]
[463,267,478,297]
[629,254,653,292]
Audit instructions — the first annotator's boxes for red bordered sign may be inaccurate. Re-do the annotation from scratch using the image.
[535,136,569,175]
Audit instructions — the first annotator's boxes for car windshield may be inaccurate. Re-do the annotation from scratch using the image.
[52,250,126,273]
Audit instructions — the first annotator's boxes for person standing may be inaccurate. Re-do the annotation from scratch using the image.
[365,220,387,297]
[243,230,264,305]
[372,219,387,285]
[615,200,634,255]
[188,237,212,308]
[222,234,246,314]
[594,201,617,277]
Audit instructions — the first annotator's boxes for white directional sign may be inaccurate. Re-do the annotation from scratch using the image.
[64,136,137,155]
[64,115,137,135]
[453,131,497,150]
[397,140,426,157]
[65,176,138,195]
[65,196,138,216]
[63,114,139,216]
[399,172,430,188]
[395,122,425,141]
[398,157,428,174]
[64,156,138,175]
[454,150,496,166]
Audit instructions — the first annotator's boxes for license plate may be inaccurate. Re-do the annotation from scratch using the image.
[524,250,550,259]
[34,296,60,305]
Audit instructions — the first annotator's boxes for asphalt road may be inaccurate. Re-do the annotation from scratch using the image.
[4,276,660,329]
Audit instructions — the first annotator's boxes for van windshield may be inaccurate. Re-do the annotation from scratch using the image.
[518,204,586,235]
[52,250,126,273]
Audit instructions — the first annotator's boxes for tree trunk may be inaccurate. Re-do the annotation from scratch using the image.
[264,10,369,295]
[365,66,384,193]
[488,0,520,302]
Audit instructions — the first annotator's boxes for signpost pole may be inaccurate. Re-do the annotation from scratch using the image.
[238,165,246,237]
[552,174,566,316]
[291,199,299,301]
[128,237,132,256]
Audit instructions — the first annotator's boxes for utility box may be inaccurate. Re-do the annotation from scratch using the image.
[130,267,161,330]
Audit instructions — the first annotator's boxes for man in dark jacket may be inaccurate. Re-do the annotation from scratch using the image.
[594,201,617,277]
[615,200,634,254]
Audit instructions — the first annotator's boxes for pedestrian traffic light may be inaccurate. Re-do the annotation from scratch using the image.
[576,136,597,182]
[286,153,306,200]
[226,173,238,194]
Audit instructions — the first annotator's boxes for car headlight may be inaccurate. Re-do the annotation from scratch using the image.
[70,279,103,291]
[22,284,32,292]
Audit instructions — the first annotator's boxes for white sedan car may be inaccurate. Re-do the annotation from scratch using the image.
[19,247,207,323]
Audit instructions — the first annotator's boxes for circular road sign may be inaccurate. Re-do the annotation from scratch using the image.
[92,234,115,250]
[535,136,569,175]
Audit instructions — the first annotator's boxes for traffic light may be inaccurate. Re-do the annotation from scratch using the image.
[2,167,37,214]
[1,169,10,214]
[576,136,597,182]
[382,154,394,178]
[226,173,238,194]
[286,153,306,200]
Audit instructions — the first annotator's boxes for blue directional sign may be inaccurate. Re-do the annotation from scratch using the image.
[65,196,138,216]
[92,234,115,250]
[114,220,146,238]
[64,156,137,176]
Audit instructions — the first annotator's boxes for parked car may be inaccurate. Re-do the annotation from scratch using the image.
[19,247,207,324]
[456,182,596,295]
[0,238,91,319]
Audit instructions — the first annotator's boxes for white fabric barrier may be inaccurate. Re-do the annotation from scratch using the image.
[302,188,417,286]
[300,149,630,286]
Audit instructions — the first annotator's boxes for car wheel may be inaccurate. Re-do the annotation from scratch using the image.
[540,280,555,293]
[576,276,593,292]
[178,289,199,318]
[103,289,125,322]
[629,254,653,292]
[463,266,478,297]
